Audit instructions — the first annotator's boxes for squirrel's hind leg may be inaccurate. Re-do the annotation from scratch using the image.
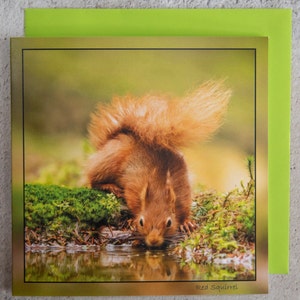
[93,182,124,198]
[86,149,125,198]
[85,135,132,197]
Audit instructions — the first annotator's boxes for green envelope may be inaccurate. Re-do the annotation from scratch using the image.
[24,8,291,274]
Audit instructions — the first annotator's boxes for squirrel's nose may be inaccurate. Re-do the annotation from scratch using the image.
[145,230,164,247]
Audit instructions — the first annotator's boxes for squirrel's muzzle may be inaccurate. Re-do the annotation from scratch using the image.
[145,229,164,248]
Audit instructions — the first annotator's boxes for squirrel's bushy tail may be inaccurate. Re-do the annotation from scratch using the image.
[89,81,231,150]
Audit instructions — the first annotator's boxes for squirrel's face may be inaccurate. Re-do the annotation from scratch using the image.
[136,172,178,248]
[137,211,177,248]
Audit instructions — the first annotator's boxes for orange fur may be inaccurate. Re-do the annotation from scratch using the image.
[85,81,231,248]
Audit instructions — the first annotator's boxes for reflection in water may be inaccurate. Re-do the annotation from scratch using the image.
[25,246,255,282]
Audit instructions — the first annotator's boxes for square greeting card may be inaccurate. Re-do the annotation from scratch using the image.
[11,36,268,296]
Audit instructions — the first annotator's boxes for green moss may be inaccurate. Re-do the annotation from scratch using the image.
[25,184,121,245]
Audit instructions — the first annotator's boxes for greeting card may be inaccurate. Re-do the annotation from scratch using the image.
[11,36,268,296]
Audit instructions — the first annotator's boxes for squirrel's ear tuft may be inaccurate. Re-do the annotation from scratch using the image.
[166,171,176,212]
[140,182,148,211]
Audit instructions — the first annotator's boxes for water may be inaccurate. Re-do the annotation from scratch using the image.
[25,245,255,282]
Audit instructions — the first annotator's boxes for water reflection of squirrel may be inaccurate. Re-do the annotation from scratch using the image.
[135,251,190,281]
[85,81,231,248]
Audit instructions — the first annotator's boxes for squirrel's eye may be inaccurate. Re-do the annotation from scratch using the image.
[139,217,144,227]
[166,218,172,228]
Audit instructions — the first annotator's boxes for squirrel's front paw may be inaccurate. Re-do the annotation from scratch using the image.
[179,220,198,235]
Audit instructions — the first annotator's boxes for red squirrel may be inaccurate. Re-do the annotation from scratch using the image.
[85,81,231,248]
